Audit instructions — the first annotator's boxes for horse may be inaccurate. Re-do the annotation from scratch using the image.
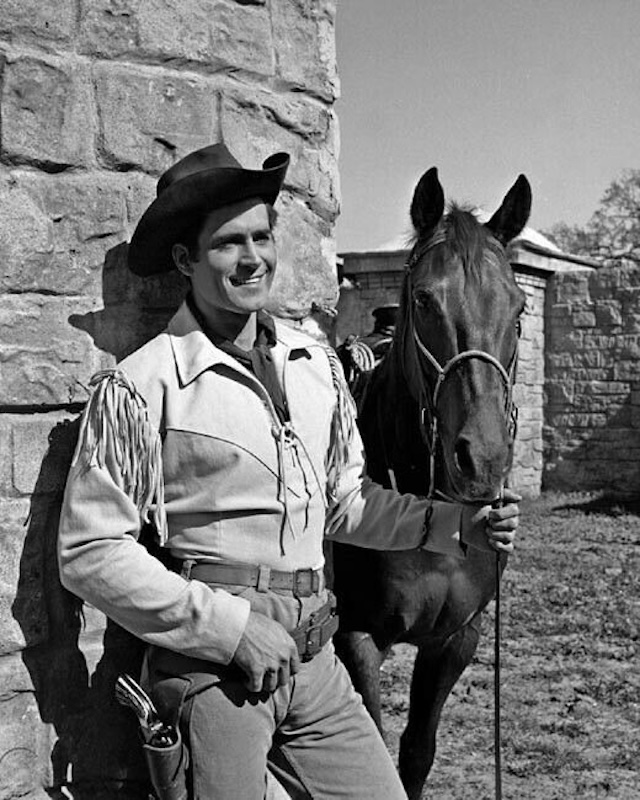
[331,167,531,799]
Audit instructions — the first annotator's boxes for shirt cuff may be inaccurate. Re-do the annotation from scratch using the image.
[420,502,467,559]
[202,586,252,664]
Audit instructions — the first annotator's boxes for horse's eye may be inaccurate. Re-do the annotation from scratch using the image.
[516,319,522,337]
[414,290,431,309]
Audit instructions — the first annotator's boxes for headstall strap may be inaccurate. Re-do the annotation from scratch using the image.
[404,242,519,505]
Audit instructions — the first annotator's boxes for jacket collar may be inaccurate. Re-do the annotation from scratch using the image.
[167,301,315,386]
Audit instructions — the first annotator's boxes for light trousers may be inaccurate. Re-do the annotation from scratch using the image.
[177,642,407,800]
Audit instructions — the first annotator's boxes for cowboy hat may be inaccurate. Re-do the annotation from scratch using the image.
[127,143,290,277]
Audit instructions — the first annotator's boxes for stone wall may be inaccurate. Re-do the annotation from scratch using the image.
[544,264,640,494]
[0,2,339,797]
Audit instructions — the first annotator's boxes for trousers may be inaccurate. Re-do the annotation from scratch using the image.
[150,641,407,800]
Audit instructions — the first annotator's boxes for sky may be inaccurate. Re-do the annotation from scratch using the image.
[334,0,640,253]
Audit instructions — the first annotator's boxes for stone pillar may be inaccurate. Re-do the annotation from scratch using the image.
[0,2,339,797]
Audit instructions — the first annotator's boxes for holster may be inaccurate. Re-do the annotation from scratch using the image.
[143,731,189,800]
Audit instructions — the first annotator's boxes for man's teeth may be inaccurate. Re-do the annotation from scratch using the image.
[231,274,263,286]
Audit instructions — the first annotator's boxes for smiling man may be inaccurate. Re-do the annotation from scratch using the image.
[57,143,520,800]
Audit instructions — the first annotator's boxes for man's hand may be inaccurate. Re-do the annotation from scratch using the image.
[232,611,300,693]
[461,488,522,554]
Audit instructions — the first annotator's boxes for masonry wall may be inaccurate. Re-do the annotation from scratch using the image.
[544,264,640,494]
[335,260,547,498]
[0,2,339,797]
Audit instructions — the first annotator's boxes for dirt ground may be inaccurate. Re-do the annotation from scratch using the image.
[378,492,640,799]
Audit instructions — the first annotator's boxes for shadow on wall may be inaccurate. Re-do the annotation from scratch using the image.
[69,242,186,362]
[11,420,153,799]
[11,243,186,798]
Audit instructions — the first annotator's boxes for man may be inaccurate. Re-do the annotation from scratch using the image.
[58,143,520,800]
[365,304,398,356]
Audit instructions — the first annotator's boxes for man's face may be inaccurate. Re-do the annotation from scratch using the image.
[181,198,277,318]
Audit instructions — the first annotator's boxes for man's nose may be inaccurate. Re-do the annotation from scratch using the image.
[239,238,261,266]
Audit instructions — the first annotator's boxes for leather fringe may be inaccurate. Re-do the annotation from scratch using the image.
[73,369,168,544]
[323,347,358,504]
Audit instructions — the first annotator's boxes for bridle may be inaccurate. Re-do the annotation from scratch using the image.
[403,233,520,506]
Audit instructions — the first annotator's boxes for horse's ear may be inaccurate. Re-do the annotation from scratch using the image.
[410,167,445,237]
[486,174,532,245]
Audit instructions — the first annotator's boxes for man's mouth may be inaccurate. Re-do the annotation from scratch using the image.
[229,271,268,287]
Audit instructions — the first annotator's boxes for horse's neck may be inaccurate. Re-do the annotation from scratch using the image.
[360,350,431,495]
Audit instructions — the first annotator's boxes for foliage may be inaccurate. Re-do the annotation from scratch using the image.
[543,169,640,267]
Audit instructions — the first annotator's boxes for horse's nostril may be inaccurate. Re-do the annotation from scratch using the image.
[454,437,475,478]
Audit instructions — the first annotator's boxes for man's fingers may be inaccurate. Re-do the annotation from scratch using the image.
[486,526,516,553]
[488,503,520,533]
[500,488,522,505]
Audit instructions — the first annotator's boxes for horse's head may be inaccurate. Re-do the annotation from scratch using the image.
[398,167,531,503]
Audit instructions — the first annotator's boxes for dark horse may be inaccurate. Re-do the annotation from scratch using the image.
[332,167,531,799]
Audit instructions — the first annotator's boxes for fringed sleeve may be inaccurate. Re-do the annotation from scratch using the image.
[323,346,358,505]
[73,369,168,545]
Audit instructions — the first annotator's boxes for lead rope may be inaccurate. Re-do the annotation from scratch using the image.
[495,550,502,800]
[493,486,505,800]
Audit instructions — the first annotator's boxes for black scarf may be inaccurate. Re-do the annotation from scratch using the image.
[186,293,289,423]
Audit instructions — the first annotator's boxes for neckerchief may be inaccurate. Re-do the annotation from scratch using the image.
[186,293,289,423]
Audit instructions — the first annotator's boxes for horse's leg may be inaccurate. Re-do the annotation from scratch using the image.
[334,631,384,731]
[399,618,481,800]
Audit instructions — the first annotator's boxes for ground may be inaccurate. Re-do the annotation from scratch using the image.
[378,492,640,799]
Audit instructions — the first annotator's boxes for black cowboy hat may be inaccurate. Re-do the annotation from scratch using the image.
[127,143,290,277]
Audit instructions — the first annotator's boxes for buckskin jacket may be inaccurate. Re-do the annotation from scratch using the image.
[58,301,466,668]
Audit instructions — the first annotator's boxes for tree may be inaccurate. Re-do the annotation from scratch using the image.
[543,169,640,267]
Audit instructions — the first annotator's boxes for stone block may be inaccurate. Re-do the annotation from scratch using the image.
[1,54,95,168]
[0,171,54,295]
[0,295,113,406]
[2,170,134,296]
[0,658,54,798]
[80,0,275,75]
[271,0,338,101]
[0,498,44,654]
[267,197,338,319]
[79,0,207,61]
[11,413,81,496]
[0,0,76,43]
[594,300,622,328]
[551,273,591,305]
[613,361,640,382]
[571,310,596,328]
[208,0,275,74]
[221,87,340,220]
[94,63,219,175]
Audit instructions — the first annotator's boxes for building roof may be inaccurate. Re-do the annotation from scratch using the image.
[339,210,598,272]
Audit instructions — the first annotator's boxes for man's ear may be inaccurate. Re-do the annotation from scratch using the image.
[172,243,193,277]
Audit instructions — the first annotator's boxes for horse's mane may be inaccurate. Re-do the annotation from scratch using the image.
[394,204,506,364]
[408,203,504,279]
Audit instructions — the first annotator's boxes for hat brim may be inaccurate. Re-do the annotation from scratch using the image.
[128,152,289,277]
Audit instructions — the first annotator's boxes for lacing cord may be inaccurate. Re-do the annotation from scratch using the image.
[273,422,328,554]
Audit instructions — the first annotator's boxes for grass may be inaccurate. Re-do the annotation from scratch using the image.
[379,492,640,799]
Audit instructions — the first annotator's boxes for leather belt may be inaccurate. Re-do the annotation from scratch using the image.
[175,560,325,598]
[290,595,339,662]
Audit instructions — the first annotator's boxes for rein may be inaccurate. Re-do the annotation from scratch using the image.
[411,328,518,504]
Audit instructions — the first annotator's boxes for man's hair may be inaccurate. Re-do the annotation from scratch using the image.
[178,204,279,261]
